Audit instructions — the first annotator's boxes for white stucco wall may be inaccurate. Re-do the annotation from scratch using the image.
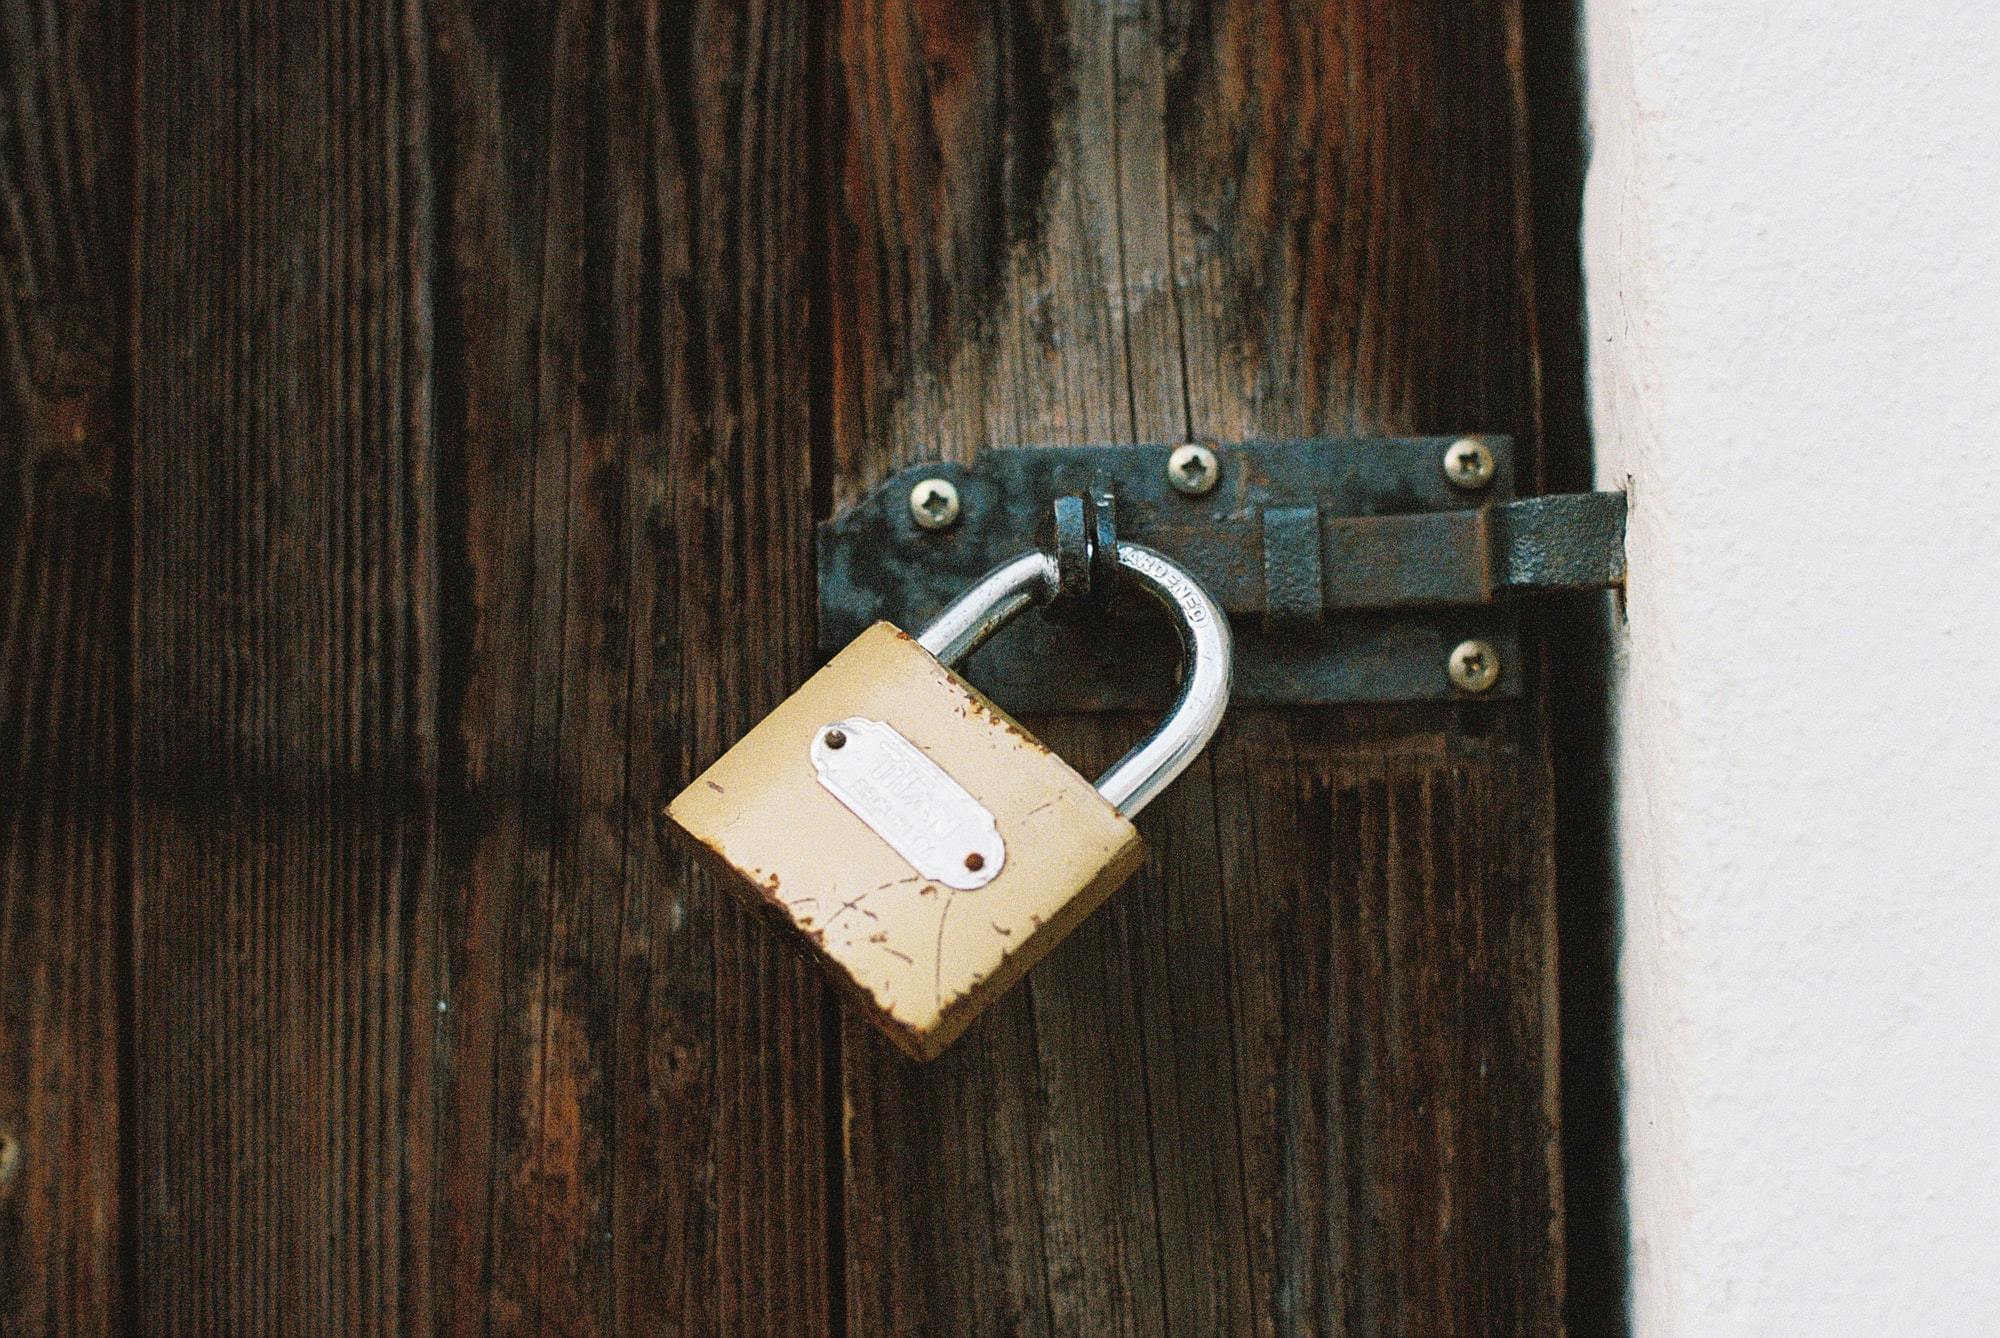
[1582,1,2000,1332]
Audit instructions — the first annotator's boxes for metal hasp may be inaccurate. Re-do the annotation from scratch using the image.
[817,438,1626,710]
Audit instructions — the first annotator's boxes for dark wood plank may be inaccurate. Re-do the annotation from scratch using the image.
[0,0,128,1331]
[127,1,440,1331]
[1519,1,1631,1326]
[834,1,1564,1333]
[832,5,1176,1333]
[425,1,831,1332]
[626,5,834,1327]
[1163,3,1565,1330]
[123,0,833,1333]
[423,7,623,1329]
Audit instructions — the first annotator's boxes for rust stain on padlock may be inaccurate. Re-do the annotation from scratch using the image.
[667,622,1143,1059]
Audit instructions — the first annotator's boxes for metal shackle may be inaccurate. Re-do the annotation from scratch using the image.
[916,543,1232,818]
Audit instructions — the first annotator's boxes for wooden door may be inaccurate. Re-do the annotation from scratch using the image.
[1,0,1594,1332]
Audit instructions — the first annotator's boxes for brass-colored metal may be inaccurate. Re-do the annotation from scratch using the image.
[1442,436,1495,490]
[1166,443,1219,495]
[909,476,961,529]
[666,623,1144,1060]
[1448,638,1501,693]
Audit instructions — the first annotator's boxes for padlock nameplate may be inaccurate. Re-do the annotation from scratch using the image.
[810,717,1004,890]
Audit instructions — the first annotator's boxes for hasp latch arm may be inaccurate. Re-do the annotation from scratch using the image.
[818,438,1626,708]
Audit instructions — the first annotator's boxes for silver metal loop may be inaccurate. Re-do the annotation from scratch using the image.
[1089,544,1231,816]
[915,542,1231,819]
[915,551,1058,668]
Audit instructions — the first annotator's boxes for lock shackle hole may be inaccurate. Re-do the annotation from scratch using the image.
[916,543,1231,819]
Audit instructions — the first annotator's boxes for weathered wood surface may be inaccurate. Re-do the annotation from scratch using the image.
[0,1,126,1332]
[0,0,1579,1332]
[832,4,1565,1332]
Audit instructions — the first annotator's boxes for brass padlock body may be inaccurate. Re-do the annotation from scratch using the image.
[668,622,1144,1060]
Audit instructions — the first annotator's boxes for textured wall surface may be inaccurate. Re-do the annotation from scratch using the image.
[1583,1,2000,1331]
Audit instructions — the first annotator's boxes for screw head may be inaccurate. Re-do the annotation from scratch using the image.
[1167,443,1220,496]
[1447,639,1501,693]
[909,477,961,530]
[1442,437,1496,490]
[822,727,847,750]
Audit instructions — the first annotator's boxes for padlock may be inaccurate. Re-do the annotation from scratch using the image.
[666,541,1231,1060]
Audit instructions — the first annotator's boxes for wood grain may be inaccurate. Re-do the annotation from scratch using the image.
[0,0,127,1331]
[121,0,832,1333]
[426,2,830,1329]
[127,0,438,1330]
[3,0,1582,1330]
[832,1,1564,1333]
